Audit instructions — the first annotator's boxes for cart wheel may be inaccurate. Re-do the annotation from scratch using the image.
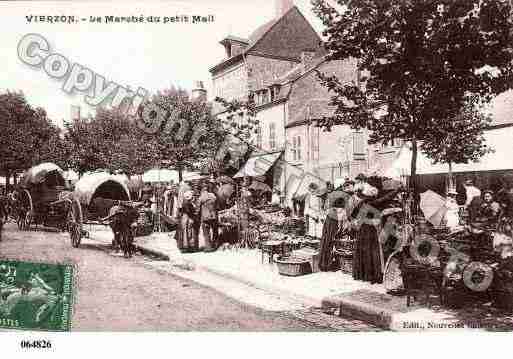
[383,251,404,294]
[69,222,81,248]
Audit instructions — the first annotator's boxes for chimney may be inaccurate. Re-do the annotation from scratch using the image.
[275,0,294,18]
[191,81,207,102]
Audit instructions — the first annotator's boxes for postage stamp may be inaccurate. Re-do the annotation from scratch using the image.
[0,259,74,331]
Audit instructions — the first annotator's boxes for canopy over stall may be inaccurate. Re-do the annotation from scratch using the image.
[19,162,65,188]
[142,169,179,183]
[234,152,282,179]
[375,127,513,179]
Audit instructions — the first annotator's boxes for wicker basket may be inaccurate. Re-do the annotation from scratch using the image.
[335,249,353,274]
[275,255,311,276]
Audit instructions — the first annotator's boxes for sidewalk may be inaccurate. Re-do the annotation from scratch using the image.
[88,228,513,331]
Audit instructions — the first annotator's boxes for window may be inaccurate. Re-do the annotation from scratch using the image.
[256,126,262,149]
[269,123,276,150]
[292,135,302,161]
[310,127,319,161]
[269,85,280,102]
[352,131,365,155]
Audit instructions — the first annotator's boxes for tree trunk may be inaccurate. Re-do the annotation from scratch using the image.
[409,139,418,194]
[447,161,454,194]
[5,174,10,194]
[178,164,183,182]
[410,138,418,218]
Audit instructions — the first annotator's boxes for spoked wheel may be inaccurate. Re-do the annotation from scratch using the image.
[16,190,33,231]
[383,251,405,294]
[67,197,83,248]
[69,221,81,248]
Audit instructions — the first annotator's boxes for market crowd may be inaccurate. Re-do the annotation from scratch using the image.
[303,174,513,285]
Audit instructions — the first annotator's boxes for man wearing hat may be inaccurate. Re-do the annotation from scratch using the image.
[476,190,501,226]
[198,181,219,251]
[163,184,176,218]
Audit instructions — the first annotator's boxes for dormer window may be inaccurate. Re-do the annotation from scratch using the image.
[225,43,232,58]
[270,85,281,102]
[220,36,249,59]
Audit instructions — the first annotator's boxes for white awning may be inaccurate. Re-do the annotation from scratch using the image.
[234,152,282,178]
[382,126,513,178]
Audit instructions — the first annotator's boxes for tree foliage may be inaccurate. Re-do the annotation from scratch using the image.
[213,96,259,174]
[136,87,225,180]
[0,91,68,186]
[64,107,155,175]
[421,96,493,166]
[312,0,513,189]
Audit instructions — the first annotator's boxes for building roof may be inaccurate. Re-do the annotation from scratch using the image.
[248,18,278,48]
[210,6,322,74]
[277,55,327,85]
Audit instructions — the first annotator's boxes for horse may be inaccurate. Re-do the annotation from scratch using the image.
[102,202,141,258]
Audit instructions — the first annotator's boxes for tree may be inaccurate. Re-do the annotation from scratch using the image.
[64,107,155,175]
[0,91,66,189]
[139,87,225,181]
[421,96,493,190]
[312,0,513,193]
[213,95,259,175]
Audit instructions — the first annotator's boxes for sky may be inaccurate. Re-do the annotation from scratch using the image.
[0,0,329,127]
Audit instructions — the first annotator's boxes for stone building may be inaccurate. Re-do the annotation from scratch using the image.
[208,1,401,202]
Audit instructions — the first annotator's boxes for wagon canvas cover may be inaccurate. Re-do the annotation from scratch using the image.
[73,171,131,207]
[19,162,65,188]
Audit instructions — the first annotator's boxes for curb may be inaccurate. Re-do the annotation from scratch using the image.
[134,244,170,261]
[86,239,171,261]
[322,295,395,330]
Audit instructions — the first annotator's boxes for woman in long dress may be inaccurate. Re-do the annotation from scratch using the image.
[177,190,199,252]
[319,191,349,271]
[351,175,399,284]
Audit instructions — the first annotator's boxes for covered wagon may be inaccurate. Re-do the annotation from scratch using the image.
[68,171,131,247]
[16,162,73,231]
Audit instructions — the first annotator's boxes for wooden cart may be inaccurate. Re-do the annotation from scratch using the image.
[15,163,73,232]
[66,171,132,248]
